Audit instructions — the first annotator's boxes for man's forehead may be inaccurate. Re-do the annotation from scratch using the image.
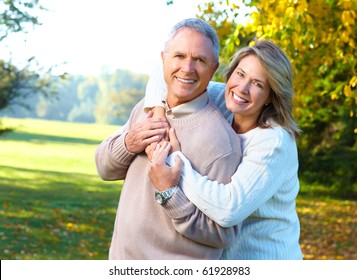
[166,29,215,56]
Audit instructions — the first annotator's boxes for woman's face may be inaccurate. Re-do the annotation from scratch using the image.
[225,55,271,122]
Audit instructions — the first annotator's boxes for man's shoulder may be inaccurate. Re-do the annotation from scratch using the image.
[129,98,147,118]
[190,102,240,150]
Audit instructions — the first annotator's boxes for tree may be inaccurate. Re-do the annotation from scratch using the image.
[198,0,357,194]
[0,0,44,40]
[0,59,54,111]
[0,0,59,132]
[94,69,148,125]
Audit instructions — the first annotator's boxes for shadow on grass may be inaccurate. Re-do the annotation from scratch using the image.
[0,130,102,145]
[0,165,121,260]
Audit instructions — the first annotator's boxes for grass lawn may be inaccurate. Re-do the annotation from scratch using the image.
[0,118,120,259]
[0,117,356,260]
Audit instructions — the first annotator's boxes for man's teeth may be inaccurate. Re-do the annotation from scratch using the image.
[177,77,195,84]
[233,93,248,103]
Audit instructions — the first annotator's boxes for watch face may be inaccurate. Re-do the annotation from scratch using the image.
[155,192,164,204]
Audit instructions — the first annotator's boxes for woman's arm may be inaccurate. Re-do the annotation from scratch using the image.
[144,64,166,110]
[166,127,298,227]
[165,187,240,248]
[149,137,240,248]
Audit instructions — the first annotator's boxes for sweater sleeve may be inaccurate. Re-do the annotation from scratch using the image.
[143,64,166,110]
[163,187,240,249]
[95,104,141,180]
[168,128,298,227]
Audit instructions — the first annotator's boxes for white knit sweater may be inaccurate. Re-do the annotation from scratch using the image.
[145,74,303,259]
[167,124,302,259]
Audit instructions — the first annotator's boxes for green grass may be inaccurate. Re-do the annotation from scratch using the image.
[0,117,356,260]
[0,118,121,259]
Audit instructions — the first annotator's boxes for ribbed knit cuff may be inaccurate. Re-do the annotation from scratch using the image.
[164,187,196,219]
[111,132,136,165]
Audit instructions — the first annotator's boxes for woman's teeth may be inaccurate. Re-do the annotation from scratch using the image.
[233,93,248,103]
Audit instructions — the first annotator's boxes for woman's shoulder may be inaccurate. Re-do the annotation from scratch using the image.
[245,124,295,148]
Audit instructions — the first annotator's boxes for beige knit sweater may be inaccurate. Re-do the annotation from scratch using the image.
[95,96,242,259]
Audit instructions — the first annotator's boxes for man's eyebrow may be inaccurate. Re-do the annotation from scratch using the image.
[192,55,208,61]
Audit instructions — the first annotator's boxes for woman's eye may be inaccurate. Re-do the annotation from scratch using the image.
[253,81,263,88]
[237,71,244,77]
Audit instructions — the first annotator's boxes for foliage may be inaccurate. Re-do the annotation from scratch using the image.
[0,59,56,111]
[0,0,44,41]
[296,194,357,260]
[197,0,357,195]
[0,69,148,125]
[0,0,60,132]
[94,69,148,124]
[0,118,356,260]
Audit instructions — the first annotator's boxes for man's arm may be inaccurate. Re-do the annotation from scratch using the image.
[165,186,240,249]
[95,100,168,181]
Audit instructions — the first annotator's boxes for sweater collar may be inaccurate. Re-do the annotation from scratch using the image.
[162,91,209,119]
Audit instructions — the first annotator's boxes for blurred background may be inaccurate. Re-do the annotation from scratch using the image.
[0,0,356,260]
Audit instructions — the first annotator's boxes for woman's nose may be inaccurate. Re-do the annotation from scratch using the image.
[238,80,250,94]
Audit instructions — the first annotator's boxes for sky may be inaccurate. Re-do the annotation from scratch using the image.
[1,0,208,76]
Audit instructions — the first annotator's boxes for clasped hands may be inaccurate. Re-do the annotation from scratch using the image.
[146,126,183,192]
[124,110,182,191]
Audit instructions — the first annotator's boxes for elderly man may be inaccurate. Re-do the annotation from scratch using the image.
[95,18,241,259]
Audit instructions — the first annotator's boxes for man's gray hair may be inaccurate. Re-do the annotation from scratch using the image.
[163,18,220,64]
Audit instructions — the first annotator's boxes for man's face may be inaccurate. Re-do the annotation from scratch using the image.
[161,28,218,108]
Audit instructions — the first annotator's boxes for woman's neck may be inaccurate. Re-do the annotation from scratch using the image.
[232,116,258,134]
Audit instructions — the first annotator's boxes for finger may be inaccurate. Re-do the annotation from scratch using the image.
[152,142,170,163]
[172,156,183,179]
[168,128,181,152]
[143,122,168,133]
[140,128,166,141]
[147,110,154,118]
[145,142,157,160]
[147,118,168,126]
[141,135,162,148]
[164,127,170,141]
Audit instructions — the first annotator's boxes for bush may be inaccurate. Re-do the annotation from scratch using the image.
[298,146,357,198]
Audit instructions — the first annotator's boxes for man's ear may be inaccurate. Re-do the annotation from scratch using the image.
[213,62,219,72]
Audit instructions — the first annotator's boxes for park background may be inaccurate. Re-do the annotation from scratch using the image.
[0,0,356,260]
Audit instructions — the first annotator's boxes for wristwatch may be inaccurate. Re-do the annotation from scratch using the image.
[155,186,177,205]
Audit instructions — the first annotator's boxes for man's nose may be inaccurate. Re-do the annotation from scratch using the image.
[180,58,194,73]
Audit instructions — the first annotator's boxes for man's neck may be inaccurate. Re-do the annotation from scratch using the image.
[163,91,209,119]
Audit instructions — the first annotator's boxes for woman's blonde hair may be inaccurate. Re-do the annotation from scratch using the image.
[225,40,301,138]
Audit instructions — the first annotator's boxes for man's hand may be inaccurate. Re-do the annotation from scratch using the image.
[125,111,168,154]
[145,127,180,160]
[148,141,183,191]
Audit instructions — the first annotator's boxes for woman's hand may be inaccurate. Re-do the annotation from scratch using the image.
[167,127,180,153]
[148,141,183,191]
